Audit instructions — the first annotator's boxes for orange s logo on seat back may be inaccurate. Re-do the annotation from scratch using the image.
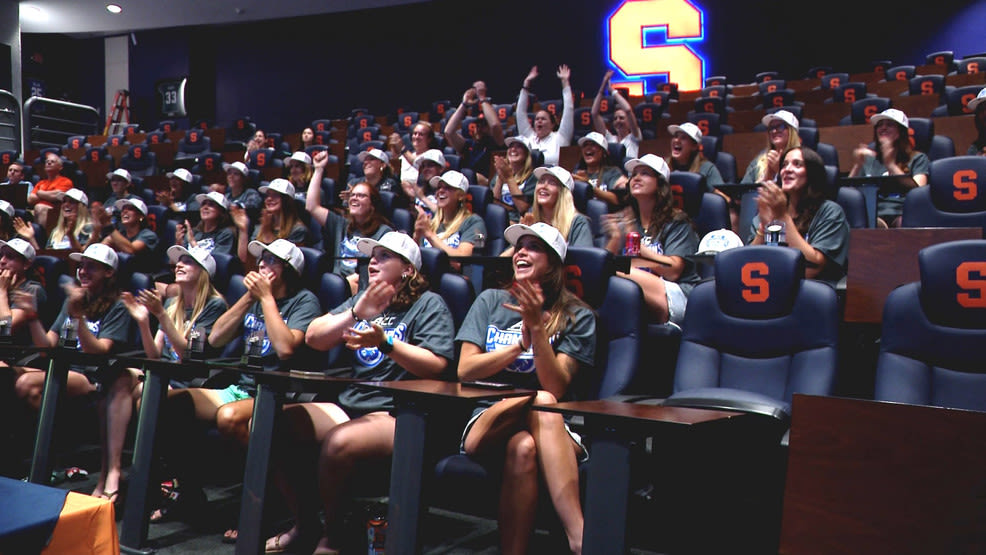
[957,261,986,308]
[741,262,770,303]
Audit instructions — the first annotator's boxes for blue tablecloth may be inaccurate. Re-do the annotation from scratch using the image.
[0,476,69,554]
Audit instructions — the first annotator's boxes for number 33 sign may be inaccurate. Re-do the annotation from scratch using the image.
[607,0,706,93]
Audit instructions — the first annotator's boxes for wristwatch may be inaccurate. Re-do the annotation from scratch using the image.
[378,334,394,355]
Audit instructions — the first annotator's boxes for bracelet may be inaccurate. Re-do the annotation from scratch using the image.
[755,229,765,237]
[378,334,394,355]
[350,306,360,321]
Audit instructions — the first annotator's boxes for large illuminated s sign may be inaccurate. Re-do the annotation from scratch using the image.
[607,0,706,93]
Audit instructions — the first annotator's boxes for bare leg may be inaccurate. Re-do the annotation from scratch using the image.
[462,395,534,457]
[14,368,96,411]
[96,368,141,498]
[267,402,350,551]
[499,430,539,555]
[316,412,394,550]
[620,268,670,323]
[530,391,583,554]
[215,398,255,446]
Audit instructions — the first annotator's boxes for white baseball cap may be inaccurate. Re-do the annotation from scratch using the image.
[0,200,14,220]
[533,166,575,190]
[761,109,800,131]
[0,238,36,262]
[967,87,986,112]
[429,170,469,192]
[166,168,194,183]
[247,239,305,275]
[258,178,295,197]
[70,243,119,270]
[64,188,89,206]
[504,136,531,150]
[167,245,217,278]
[284,151,312,167]
[625,154,671,183]
[223,161,249,176]
[115,197,148,216]
[696,229,743,256]
[504,222,567,261]
[106,168,132,183]
[668,122,703,143]
[357,148,389,164]
[195,191,230,211]
[357,231,422,270]
[577,131,608,150]
[870,108,909,128]
[413,149,447,169]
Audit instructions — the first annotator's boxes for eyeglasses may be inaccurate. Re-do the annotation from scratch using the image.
[259,252,283,266]
[178,255,197,266]
[767,123,787,133]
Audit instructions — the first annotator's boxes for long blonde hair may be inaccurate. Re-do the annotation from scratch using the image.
[164,269,223,336]
[532,186,578,241]
[431,190,472,242]
[48,201,91,248]
[755,125,801,180]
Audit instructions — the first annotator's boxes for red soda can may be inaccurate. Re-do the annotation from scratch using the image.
[625,231,641,256]
[367,515,387,554]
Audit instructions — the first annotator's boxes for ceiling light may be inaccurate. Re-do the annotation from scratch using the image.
[106,4,122,14]
[21,4,48,22]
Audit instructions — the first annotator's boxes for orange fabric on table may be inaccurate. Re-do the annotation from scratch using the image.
[33,175,73,208]
[41,492,118,555]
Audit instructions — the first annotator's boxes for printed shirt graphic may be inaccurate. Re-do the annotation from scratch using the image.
[484,319,536,374]
[421,214,486,250]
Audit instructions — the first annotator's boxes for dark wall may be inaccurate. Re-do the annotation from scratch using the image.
[27,0,986,135]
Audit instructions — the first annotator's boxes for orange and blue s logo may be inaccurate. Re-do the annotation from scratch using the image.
[606,0,707,94]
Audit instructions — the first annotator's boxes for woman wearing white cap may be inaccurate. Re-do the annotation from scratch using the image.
[284,151,314,196]
[741,110,802,184]
[749,146,849,286]
[591,69,642,159]
[604,154,700,325]
[25,188,93,252]
[103,168,139,208]
[572,131,628,208]
[307,151,393,294]
[666,122,724,190]
[516,64,575,166]
[414,169,487,257]
[258,232,454,554]
[236,178,308,268]
[0,238,47,347]
[458,222,595,555]
[14,243,133,503]
[157,168,199,215]
[97,197,160,271]
[175,191,236,256]
[491,137,537,222]
[400,148,446,215]
[966,87,986,156]
[0,199,30,244]
[116,246,227,522]
[848,108,930,227]
[223,161,263,213]
[345,148,400,200]
[509,166,593,251]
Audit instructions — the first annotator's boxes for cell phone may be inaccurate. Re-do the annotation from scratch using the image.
[461,380,512,390]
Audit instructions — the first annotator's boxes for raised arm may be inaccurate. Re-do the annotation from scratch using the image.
[557,64,575,145]
[306,151,331,225]
[591,70,612,135]
[516,66,538,138]
[479,94,505,146]
[610,83,641,139]
[443,89,474,154]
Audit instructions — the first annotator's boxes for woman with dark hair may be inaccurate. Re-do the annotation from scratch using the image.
[491,137,538,222]
[300,127,316,150]
[0,238,46,348]
[284,151,314,197]
[848,108,930,228]
[591,69,642,158]
[307,150,393,294]
[175,191,236,256]
[603,154,700,325]
[966,87,986,156]
[571,131,627,209]
[516,64,575,166]
[98,197,160,272]
[749,146,849,286]
[259,232,454,554]
[345,148,400,200]
[458,222,595,554]
[236,178,308,267]
[666,122,724,190]
[742,110,802,184]
[14,244,132,502]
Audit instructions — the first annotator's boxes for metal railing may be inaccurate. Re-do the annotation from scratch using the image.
[24,96,100,151]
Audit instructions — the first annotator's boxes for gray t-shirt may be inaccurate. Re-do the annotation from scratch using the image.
[422,213,487,249]
[635,218,701,295]
[322,210,392,276]
[189,227,236,256]
[859,151,931,218]
[226,188,263,212]
[237,288,322,382]
[160,295,228,362]
[47,224,93,250]
[566,213,595,248]
[251,222,308,245]
[741,149,772,184]
[51,297,132,371]
[456,288,596,394]
[331,290,455,413]
[13,280,46,345]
